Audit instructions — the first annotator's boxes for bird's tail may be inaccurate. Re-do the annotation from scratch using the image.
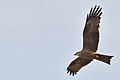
[95,54,113,65]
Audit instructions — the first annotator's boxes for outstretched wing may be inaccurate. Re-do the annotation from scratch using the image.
[67,57,92,76]
[83,5,102,52]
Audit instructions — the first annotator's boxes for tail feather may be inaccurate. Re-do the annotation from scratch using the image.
[95,54,113,65]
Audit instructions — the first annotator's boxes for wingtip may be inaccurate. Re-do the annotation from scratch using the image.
[67,68,77,76]
[67,70,77,76]
[88,5,102,18]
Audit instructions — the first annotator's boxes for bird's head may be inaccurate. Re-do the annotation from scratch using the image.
[74,51,82,56]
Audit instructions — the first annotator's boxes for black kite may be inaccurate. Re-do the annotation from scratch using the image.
[67,5,113,76]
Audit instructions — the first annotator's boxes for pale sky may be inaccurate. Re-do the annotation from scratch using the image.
[0,0,120,80]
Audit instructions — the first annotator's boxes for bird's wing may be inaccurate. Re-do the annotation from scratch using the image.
[83,5,102,52]
[67,57,92,76]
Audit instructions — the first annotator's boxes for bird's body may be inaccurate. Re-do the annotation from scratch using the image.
[67,5,113,76]
[75,50,96,59]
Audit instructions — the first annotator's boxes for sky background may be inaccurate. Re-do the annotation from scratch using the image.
[0,0,120,80]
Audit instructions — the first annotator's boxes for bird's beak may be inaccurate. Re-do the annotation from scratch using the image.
[74,53,77,56]
[74,51,81,56]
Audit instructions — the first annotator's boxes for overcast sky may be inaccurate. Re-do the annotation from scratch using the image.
[0,0,120,80]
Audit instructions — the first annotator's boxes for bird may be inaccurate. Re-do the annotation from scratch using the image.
[67,5,113,76]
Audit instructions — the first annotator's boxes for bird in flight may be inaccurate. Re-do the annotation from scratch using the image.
[67,5,113,76]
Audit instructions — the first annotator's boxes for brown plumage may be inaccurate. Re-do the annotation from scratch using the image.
[67,5,113,76]
[67,57,92,76]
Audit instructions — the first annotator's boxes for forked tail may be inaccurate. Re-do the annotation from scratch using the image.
[95,54,113,65]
